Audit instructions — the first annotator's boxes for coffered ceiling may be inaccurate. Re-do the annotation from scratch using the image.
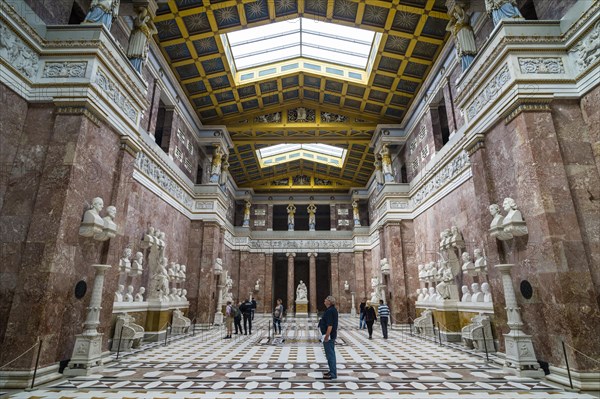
[154,0,450,191]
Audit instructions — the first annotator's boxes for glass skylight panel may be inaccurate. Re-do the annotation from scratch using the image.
[302,144,345,157]
[259,143,301,158]
[224,18,376,71]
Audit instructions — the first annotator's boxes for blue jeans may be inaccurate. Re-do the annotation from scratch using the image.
[323,339,336,378]
[359,313,366,329]
[273,317,281,334]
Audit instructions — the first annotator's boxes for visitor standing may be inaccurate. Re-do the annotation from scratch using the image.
[359,298,367,329]
[233,301,242,335]
[224,301,233,339]
[240,298,253,334]
[378,300,390,339]
[273,298,284,335]
[364,303,377,339]
[319,295,339,380]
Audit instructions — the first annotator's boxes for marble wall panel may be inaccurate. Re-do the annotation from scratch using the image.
[186,220,204,318]
[337,252,354,312]
[532,0,577,20]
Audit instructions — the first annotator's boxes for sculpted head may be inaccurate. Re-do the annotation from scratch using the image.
[471,282,481,293]
[461,285,469,294]
[118,284,124,292]
[139,287,145,294]
[503,197,517,212]
[474,248,482,258]
[92,197,104,213]
[489,204,500,216]
[418,264,424,272]
[481,282,490,293]
[123,247,132,258]
[127,285,134,293]
[135,252,143,261]
[428,287,436,295]
[106,205,116,219]
[462,252,471,262]
[451,225,458,234]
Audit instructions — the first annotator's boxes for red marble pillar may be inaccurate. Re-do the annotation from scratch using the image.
[186,220,204,318]
[308,252,317,313]
[286,252,295,311]
[197,222,221,323]
[384,221,410,322]
[264,253,273,311]
[354,251,366,301]
[330,253,340,302]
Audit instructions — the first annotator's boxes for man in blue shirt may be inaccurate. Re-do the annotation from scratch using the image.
[318,295,339,380]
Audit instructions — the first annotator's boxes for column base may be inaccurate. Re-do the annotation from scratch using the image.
[503,332,544,378]
[63,333,104,376]
[214,312,224,325]
[547,365,600,391]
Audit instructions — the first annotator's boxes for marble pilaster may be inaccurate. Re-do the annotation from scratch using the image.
[286,252,295,311]
[308,252,317,313]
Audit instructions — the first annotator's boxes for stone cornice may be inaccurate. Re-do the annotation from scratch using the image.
[502,98,553,124]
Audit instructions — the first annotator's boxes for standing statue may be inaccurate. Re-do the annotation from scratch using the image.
[296,280,308,301]
[447,4,478,70]
[370,275,380,303]
[352,200,361,227]
[373,159,384,189]
[242,200,251,227]
[83,0,120,30]
[127,6,156,73]
[379,144,394,182]
[485,0,523,26]
[209,145,223,183]
[307,203,317,231]
[287,203,296,231]
[219,156,230,186]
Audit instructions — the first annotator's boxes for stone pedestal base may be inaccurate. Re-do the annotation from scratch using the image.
[64,334,104,376]
[504,332,544,378]
[214,312,224,325]
[295,300,308,317]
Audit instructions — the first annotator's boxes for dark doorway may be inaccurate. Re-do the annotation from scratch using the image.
[316,253,331,312]
[272,205,288,231]
[272,253,329,313]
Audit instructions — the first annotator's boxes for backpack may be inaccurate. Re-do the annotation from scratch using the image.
[232,306,241,318]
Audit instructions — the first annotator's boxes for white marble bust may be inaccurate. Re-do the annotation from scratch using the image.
[125,285,134,302]
[471,283,484,302]
[489,203,513,240]
[474,248,487,272]
[96,205,117,241]
[114,284,124,302]
[481,282,493,303]
[417,288,425,302]
[344,280,349,291]
[427,287,437,302]
[119,247,132,273]
[502,197,528,236]
[134,286,145,302]
[79,197,105,237]
[418,264,426,281]
[461,252,474,274]
[450,226,465,248]
[460,285,472,302]
[181,289,188,300]
[131,252,143,275]
[422,287,430,302]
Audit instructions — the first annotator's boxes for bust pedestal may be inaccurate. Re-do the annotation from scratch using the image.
[295,300,308,317]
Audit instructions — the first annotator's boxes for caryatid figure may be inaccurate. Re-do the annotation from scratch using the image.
[485,0,523,26]
[352,200,360,227]
[307,203,317,231]
[83,0,120,30]
[379,143,394,182]
[242,200,251,227]
[127,6,157,73]
[447,3,478,70]
[287,203,296,231]
[209,145,223,183]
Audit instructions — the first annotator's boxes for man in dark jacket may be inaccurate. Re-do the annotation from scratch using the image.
[239,298,253,334]
[319,295,339,380]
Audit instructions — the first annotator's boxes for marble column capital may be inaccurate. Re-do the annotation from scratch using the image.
[286,252,296,258]
[464,133,486,156]
[307,252,318,258]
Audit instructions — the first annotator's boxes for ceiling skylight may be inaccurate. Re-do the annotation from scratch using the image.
[257,143,347,168]
[226,18,376,71]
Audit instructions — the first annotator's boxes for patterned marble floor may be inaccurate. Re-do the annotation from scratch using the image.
[4,316,597,399]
